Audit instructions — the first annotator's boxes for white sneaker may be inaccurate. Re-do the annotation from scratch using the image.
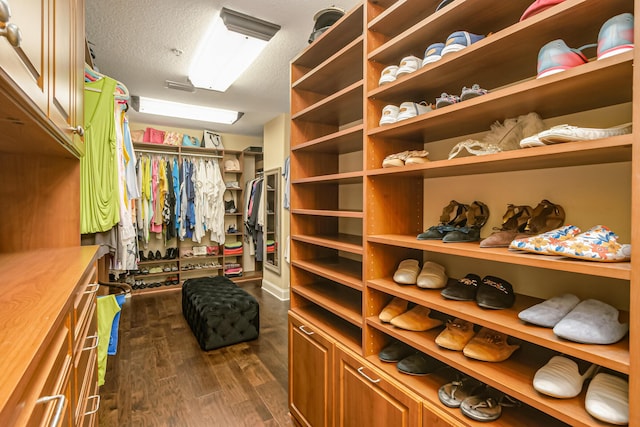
[379,65,399,85]
[397,101,432,121]
[396,55,422,77]
[379,105,400,126]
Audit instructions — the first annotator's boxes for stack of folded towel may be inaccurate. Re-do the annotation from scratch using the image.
[224,241,243,255]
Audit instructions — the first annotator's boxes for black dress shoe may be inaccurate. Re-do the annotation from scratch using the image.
[155,250,162,260]
[397,352,443,376]
[139,251,147,261]
[378,340,415,363]
[148,250,155,260]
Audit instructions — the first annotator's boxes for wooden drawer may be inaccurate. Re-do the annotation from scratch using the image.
[12,318,73,427]
[74,350,98,427]
[71,266,98,345]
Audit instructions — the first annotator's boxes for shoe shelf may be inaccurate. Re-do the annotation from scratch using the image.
[291,37,363,94]
[366,321,602,427]
[291,125,363,153]
[368,0,630,96]
[292,208,364,218]
[133,271,178,279]
[368,52,632,143]
[369,358,569,427]
[290,4,363,81]
[291,305,363,354]
[368,278,629,374]
[367,0,440,36]
[291,233,364,255]
[292,258,363,291]
[366,135,632,179]
[291,81,364,123]
[224,212,243,217]
[292,282,363,327]
[368,235,631,281]
[367,0,532,64]
[292,171,363,185]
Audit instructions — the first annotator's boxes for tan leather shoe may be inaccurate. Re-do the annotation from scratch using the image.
[416,261,447,289]
[463,327,519,362]
[390,305,443,331]
[379,297,408,323]
[393,259,420,284]
[435,318,475,351]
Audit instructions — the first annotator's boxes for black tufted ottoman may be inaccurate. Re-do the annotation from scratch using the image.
[182,276,260,351]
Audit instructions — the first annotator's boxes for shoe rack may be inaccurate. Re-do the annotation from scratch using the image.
[289,0,637,426]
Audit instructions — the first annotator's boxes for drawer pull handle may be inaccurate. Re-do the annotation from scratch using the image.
[357,367,381,384]
[0,0,21,48]
[299,325,314,335]
[84,394,100,415]
[84,283,100,294]
[35,394,66,427]
[83,334,99,351]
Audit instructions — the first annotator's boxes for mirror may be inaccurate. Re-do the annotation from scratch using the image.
[264,167,280,275]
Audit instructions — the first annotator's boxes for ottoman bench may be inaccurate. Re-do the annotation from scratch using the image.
[182,276,260,350]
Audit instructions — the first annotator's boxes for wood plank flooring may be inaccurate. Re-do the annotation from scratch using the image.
[98,283,293,427]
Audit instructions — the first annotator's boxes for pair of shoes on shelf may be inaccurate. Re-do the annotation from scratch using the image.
[379,101,433,126]
[392,259,448,288]
[537,13,634,79]
[519,122,632,148]
[519,295,629,344]
[418,200,489,243]
[480,199,564,248]
[422,31,486,66]
[441,274,516,309]
[378,340,445,376]
[381,150,430,168]
[435,84,488,109]
[436,320,520,362]
[378,55,422,85]
[448,112,545,159]
[509,224,631,262]
[378,298,443,331]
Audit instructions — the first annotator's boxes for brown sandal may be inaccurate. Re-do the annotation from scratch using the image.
[479,204,532,248]
[524,199,565,235]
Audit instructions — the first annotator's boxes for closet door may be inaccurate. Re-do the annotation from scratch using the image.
[0,0,48,112]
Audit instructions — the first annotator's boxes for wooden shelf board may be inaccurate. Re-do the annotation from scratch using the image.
[292,170,363,185]
[291,124,363,154]
[367,354,589,427]
[180,267,222,274]
[134,271,179,279]
[292,258,363,291]
[367,318,610,427]
[366,135,632,177]
[290,4,363,70]
[292,233,364,255]
[368,0,439,35]
[179,255,222,261]
[292,283,362,327]
[224,212,243,217]
[229,271,263,285]
[368,278,629,373]
[367,53,632,143]
[292,37,363,94]
[292,208,364,218]
[367,235,631,281]
[289,307,362,354]
[291,80,363,124]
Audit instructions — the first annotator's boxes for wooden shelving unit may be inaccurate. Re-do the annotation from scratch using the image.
[290,0,637,425]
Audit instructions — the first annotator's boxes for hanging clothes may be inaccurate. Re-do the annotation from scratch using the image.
[244,177,264,261]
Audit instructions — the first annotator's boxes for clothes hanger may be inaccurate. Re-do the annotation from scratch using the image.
[84,63,130,101]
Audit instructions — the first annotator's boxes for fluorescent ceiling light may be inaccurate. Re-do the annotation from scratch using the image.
[132,96,242,125]
[188,8,280,92]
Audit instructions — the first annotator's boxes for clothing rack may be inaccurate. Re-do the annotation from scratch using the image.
[136,148,222,159]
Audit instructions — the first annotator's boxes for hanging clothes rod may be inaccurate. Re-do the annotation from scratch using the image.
[135,148,222,159]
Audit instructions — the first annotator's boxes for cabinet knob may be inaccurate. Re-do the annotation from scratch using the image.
[36,394,66,427]
[0,1,20,48]
[69,125,85,136]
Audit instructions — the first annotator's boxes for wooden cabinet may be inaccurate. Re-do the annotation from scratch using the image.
[290,0,637,425]
[289,312,334,427]
[0,0,85,157]
[335,344,422,427]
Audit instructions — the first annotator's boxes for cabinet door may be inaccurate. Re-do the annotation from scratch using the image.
[50,0,84,152]
[0,0,48,112]
[335,346,421,427]
[288,314,333,427]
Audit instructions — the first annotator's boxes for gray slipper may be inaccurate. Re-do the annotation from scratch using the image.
[518,293,580,328]
[553,299,629,344]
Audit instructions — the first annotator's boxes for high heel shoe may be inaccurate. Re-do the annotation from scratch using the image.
[480,204,532,248]
[417,200,469,240]
[443,201,489,243]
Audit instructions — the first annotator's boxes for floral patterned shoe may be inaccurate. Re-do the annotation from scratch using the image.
[547,225,632,262]
[509,225,582,255]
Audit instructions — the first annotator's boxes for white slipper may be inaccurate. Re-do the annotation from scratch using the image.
[585,373,629,425]
[533,356,597,398]
[416,261,447,289]
[393,259,420,285]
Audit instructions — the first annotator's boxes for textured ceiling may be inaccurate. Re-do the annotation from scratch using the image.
[85,0,361,136]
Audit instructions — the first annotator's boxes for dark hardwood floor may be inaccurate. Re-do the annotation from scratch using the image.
[98,283,293,427]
